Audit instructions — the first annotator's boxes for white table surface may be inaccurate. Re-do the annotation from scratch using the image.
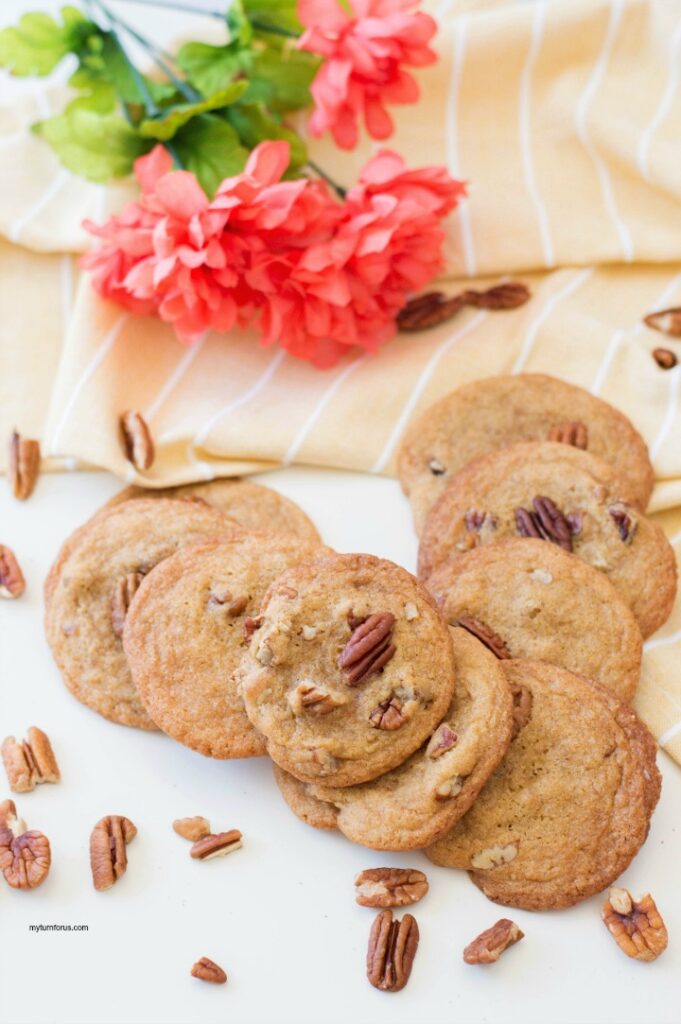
[0,466,679,1024]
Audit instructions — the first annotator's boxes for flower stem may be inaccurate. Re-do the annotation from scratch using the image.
[307,160,346,200]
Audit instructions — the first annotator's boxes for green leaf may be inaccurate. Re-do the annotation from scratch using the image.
[176,41,250,98]
[66,67,117,114]
[33,108,150,182]
[243,0,304,35]
[226,0,254,47]
[174,114,249,198]
[228,103,307,169]
[0,6,96,77]
[94,33,177,106]
[244,45,317,113]
[138,82,248,141]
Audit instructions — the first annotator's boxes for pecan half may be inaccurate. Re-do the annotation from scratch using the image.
[547,421,588,449]
[111,572,144,637]
[120,410,155,471]
[515,496,573,552]
[173,816,211,842]
[289,682,345,716]
[510,684,533,739]
[608,502,636,543]
[339,612,396,685]
[367,910,419,992]
[602,889,667,962]
[456,616,511,659]
[190,829,242,860]
[397,292,466,331]
[426,723,458,759]
[463,282,530,310]
[644,307,681,336]
[1,727,60,793]
[90,815,137,891]
[0,802,51,890]
[8,431,40,501]
[355,868,429,908]
[0,545,26,599]
[191,957,227,984]
[652,347,677,369]
[369,693,412,731]
[463,919,524,964]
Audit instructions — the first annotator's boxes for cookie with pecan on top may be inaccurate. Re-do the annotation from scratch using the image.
[238,553,456,788]
[417,442,676,637]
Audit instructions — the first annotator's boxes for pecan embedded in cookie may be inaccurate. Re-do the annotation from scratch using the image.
[339,612,396,686]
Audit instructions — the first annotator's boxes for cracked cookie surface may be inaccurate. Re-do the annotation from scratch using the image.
[426,660,661,911]
[398,373,653,532]
[124,533,324,758]
[239,553,457,787]
[417,442,676,637]
[426,538,643,702]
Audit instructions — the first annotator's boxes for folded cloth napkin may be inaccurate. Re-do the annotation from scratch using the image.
[1,0,681,763]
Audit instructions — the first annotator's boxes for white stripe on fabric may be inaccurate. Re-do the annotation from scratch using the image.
[9,168,70,244]
[637,18,681,181]
[282,355,367,466]
[144,336,207,422]
[446,15,476,277]
[650,363,681,462]
[658,718,681,749]
[512,267,594,374]
[193,348,287,450]
[591,327,625,395]
[645,626,681,653]
[519,1,554,268]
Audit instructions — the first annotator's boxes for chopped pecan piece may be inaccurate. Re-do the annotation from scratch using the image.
[111,572,144,637]
[547,421,588,449]
[355,868,429,908]
[119,410,155,471]
[426,723,458,759]
[289,682,345,716]
[644,306,681,336]
[515,496,573,552]
[243,615,263,641]
[464,509,487,532]
[434,775,464,800]
[173,816,211,842]
[208,589,248,616]
[510,684,533,739]
[0,545,25,599]
[367,910,419,992]
[463,919,524,964]
[8,431,40,501]
[608,503,636,542]
[191,957,227,984]
[602,889,667,962]
[456,616,511,659]
[652,347,677,369]
[369,693,412,731]
[90,815,137,891]
[471,844,518,870]
[190,829,242,860]
[339,612,396,685]
[1,727,60,793]
[428,457,446,476]
[0,801,51,890]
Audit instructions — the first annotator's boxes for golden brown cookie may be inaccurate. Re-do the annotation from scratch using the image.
[398,373,653,532]
[311,628,513,850]
[272,764,339,831]
[108,478,319,543]
[44,499,239,730]
[426,660,661,911]
[426,538,643,702]
[417,442,676,638]
[123,534,325,759]
[239,553,457,788]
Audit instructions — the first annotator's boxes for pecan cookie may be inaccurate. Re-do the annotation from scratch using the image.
[44,499,239,730]
[311,627,513,850]
[426,660,661,911]
[239,553,457,787]
[427,538,643,702]
[272,764,339,831]
[108,478,319,544]
[124,534,324,758]
[398,373,653,532]
[417,442,676,637]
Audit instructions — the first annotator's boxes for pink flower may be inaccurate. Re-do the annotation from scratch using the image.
[298,0,437,149]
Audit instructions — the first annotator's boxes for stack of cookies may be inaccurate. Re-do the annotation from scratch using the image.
[43,373,676,912]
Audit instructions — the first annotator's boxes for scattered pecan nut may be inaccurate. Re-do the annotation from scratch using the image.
[463,282,531,310]
[1,727,60,793]
[0,800,51,890]
[173,816,211,842]
[397,282,530,332]
[369,692,412,731]
[515,496,573,552]
[608,502,636,543]
[90,815,137,891]
[547,421,588,449]
[0,545,26,599]
[644,307,681,337]
[355,868,429,908]
[191,957,227,984]
[426,723,458,759]
[456,616,511,659]
[119,410,155,471]
[602,888,667,962]
[190,829,242,860]
[463,919,524,964]
[367,910,419,992]
[339,612,396,686]
[8,431,40,501]
[652,347,677,370]
[111,572,145,637]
